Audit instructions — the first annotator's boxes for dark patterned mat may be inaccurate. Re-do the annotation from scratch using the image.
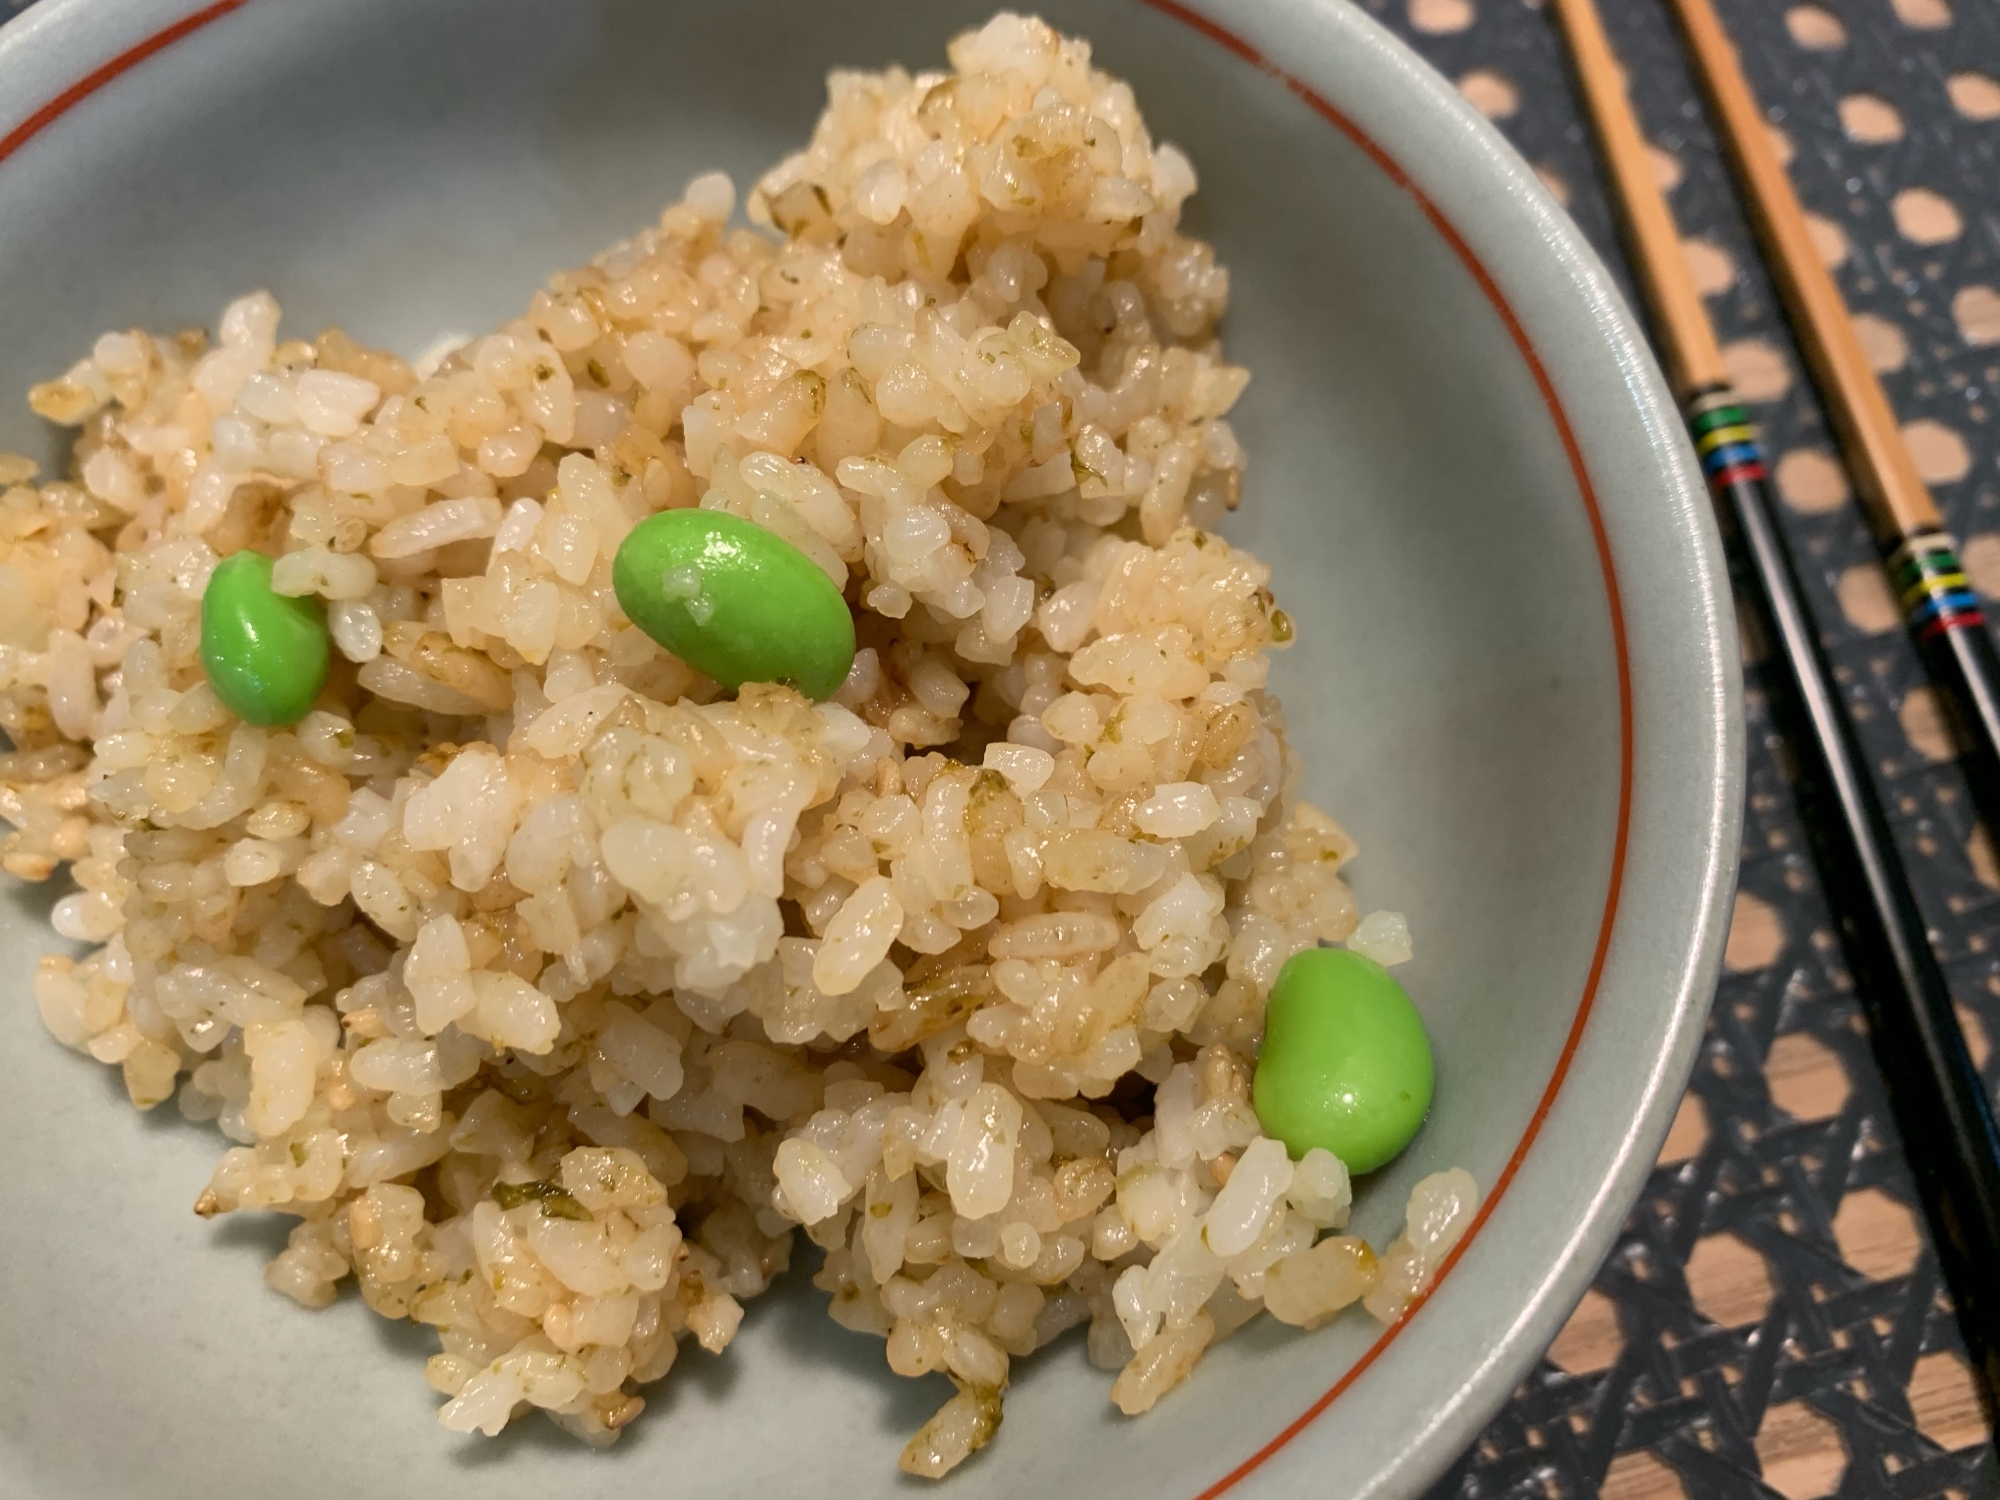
[1360,0,2000,1496]
[4,0,1997,1493]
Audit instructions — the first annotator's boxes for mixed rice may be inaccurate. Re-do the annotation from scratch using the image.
[0,13,1474,1477]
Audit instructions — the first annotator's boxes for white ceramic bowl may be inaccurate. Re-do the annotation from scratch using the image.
[0,2,1742,1497]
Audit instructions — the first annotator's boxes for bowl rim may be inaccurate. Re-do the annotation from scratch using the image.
[1144,5,1704,1496]
[0,1,1743,1497]
[1159,6,1742,1498]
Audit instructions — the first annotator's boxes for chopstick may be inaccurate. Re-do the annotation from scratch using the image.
[1548,0,2000,1422]
[1664,0,2000,839]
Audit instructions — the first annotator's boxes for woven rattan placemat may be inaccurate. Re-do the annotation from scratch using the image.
[1364,0,2000,1493]
[5,0,1996,1492]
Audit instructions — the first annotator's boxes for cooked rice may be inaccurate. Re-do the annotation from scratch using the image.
[0,12,1475,1475]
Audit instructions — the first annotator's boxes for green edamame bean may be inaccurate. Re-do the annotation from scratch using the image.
[199,550,331,727]
[1252,946,1434,1173]
[613,509,855,701]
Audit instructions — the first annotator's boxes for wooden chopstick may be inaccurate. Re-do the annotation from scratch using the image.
[1550,0,1725,397]
[1663,0,2000,841]
[1547,0,2000,1423]
[1668,0,1931,528]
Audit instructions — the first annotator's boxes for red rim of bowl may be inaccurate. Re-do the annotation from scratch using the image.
[1127,3,1633,1492]
[0,3,1636,1496]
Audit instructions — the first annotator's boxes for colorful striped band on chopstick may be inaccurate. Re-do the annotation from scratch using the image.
[1888,530,1987,640]
[1686,389,1987,643]
[1686,390,1767,486]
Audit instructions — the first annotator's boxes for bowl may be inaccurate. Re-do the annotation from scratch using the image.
[0,1,1743,1497]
